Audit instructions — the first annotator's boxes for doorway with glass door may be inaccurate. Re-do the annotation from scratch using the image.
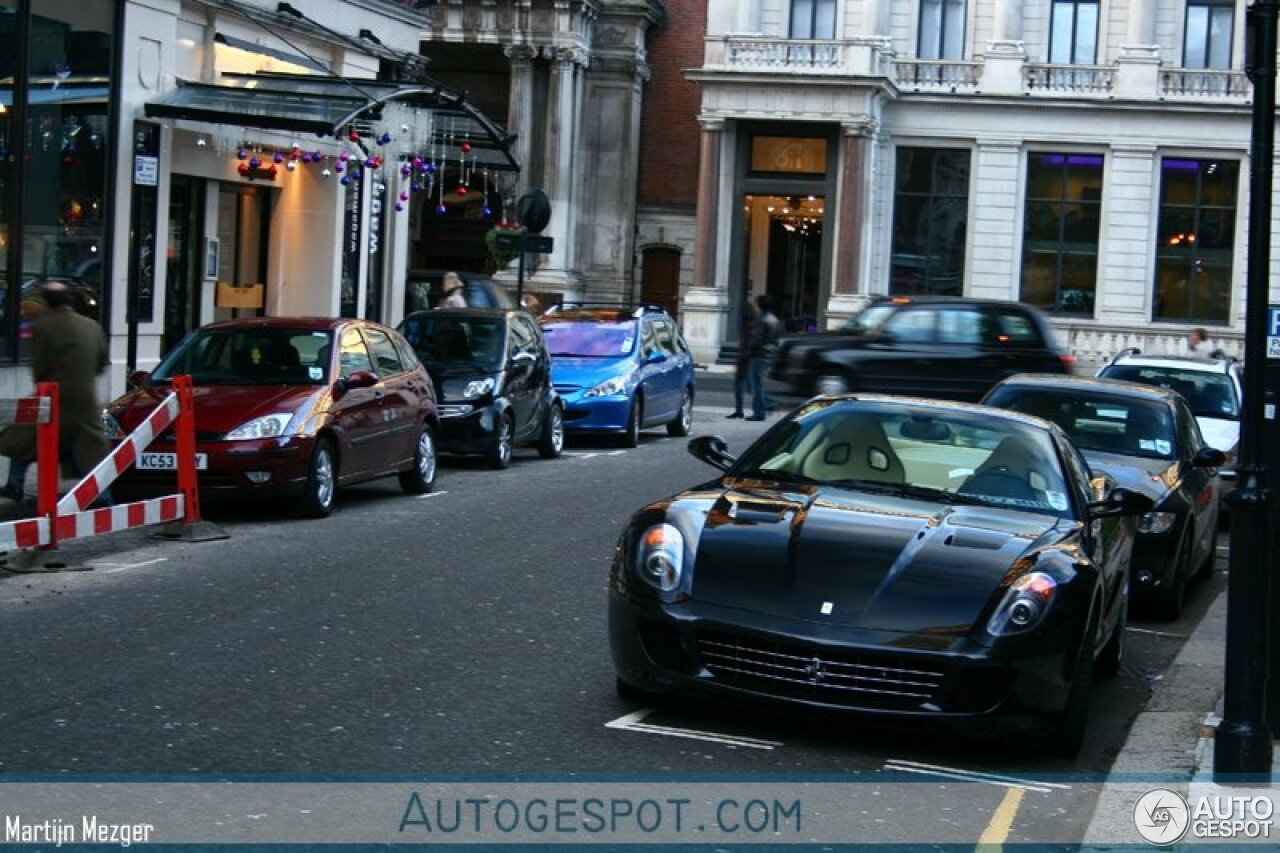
[164,177,205,356]
[741,194,826,333]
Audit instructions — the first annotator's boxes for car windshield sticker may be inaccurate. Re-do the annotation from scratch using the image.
[1047,491,1069,511]
[308,367,323,381]
[312,332,327,338]
[1139,439,1172,455]
[251,347,262,364]
[621,336,634,353]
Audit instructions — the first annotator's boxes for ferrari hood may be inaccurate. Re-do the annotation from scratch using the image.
[683,484,1063,635]
[1081,450,1177,502]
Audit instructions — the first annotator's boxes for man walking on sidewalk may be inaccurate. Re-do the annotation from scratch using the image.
[726,303,756,419]
[747,295,782,422]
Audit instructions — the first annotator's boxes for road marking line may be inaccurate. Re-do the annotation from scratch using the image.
[1126,626,1187,639]
[98,557,169,574]
[606,450,627,456]
[415,491,449,500]
[604,709,781,750]
[976,785,1026,849]
[884,759,1067,792]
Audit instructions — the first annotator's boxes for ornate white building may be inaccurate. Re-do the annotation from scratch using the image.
[667,0,1278,366]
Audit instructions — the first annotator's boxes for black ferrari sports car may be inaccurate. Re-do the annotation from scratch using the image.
[608,396,1152,755]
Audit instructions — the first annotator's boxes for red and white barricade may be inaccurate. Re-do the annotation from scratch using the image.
[0,374,220,558]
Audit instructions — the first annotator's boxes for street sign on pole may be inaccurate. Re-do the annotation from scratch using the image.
[1267,306,1280,359]
[495,232,555,254]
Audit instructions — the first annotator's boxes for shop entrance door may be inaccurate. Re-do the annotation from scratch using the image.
[163,176,204,355]
[738,194,825,334]
[214,185,271,319]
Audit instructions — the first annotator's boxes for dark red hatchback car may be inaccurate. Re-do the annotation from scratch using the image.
[105,318,439,517]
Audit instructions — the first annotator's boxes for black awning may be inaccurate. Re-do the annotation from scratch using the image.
[212,33,331,74]
[144,73,518,171]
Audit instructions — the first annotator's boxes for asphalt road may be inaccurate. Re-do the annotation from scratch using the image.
[0,392,1227,845]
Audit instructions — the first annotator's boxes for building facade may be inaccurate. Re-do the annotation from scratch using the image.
[0,0,512,401]
[415,0,666,309]
[659,0,1277,365]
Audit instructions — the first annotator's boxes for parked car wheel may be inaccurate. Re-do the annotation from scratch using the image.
[1044,613,1097,757]
[667,388,693,437]
[1154,530,1192,621]
[299,438,337,518]
[618,396,642,448]
[538,403,564,459]
[489,411,514,469]
[814,369,852,396]
[399,424,437,494]
[1194,522,1218,581]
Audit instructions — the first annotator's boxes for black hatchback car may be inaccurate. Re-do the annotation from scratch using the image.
[399,309,562,468]
[770,296,1073,400]
[983,375,1224,619]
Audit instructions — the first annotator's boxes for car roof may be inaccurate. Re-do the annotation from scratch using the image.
[199,316,355,332]
[539,308,643,323]
[866,294,1043,311]
[1105,353,1237,372]
[819,393,1060,433]
[404,307,518,320]
[995,373,1180,403]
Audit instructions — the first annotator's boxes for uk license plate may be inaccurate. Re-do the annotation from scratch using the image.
[137,452,209,471]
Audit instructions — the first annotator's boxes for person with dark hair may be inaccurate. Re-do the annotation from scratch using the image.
[1187,327,1214,357]
[726,302,756,419]
[746,294,782,421]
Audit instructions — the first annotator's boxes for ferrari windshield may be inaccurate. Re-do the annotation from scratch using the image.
[152,328,333,385]
[734,399,1074,518]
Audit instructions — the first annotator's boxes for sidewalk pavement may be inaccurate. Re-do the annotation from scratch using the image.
[1081,585,1280,848]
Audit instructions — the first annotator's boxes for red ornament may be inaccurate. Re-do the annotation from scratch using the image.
[372,156,383,168]
[461,141,472,153]
[62,154,76,166]
[348,129,359,142]
[268,165,279,177]
[457,185,467,195]
[237,162,250,176]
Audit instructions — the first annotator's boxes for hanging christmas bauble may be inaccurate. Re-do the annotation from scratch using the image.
[268,165,278,177]
[273,152,284,164]
[340,175,351,186]
[62,154,76,166]
[286,160,297,172]
[321,168,332,178]
[457,186,467,195]
[395,202,405,212]
[412,156,423,166]
[249,157,261,169]
[348,129,359,142]
[436,203,447,215]
[483,206,493,218]
[461,141,472,153]
[238,163,250,176]
[339,151,349,161]
[426,161,437,174]
[399,191,409,201]
[400,164,412,177]
[335,162,345,173]
[312,151,323,161]
[237,148,248,160]
[378,132,392,146]
[373,156,383,168]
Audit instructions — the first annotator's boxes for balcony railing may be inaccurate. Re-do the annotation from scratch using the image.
[1160,68,1251,101]
[893,60,981,92]
[725,37,845,73]
[1024,63,1115,95]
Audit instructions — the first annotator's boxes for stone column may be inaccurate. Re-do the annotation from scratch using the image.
[1116,0,1160,98]
[540,46,584,289]
[983,0,1026,95]
[502,44,537,191]
[681,118,729,364]
[826,123,873,326]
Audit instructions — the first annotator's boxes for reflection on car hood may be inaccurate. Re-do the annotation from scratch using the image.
[1081,450,1177,501]
[671,483,1062,636]
[109,384,325,435]
[549,356,632,388]
[1196,417,1239,454]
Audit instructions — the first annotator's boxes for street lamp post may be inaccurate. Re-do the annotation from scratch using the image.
[1214,0,1279,780]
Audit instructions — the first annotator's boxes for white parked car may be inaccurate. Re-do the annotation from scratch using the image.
[1097,349,1241,495]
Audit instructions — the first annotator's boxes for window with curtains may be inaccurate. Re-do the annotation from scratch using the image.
[1020,153,1105,315]
[1153,159,1238,324]
[1049,0,1099,64]
[790,0,837,39]
[918,0,967,60]
[889,148,971,297]
[1184,0,1234,69]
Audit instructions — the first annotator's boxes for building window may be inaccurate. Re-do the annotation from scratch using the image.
[1049,0,1099,64]
[1184,0,1234,69]
[890,148,970,297]
[790,0,837,39]
[1020,153,1104,315]
[1154,159,1238,324]
[749,136,827,175]
[918,0,967,60]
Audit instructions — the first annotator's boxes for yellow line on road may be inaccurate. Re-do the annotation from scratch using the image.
[976,785,1025,851]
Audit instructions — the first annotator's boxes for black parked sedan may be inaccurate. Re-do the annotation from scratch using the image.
[983,376,1224,619]
[609,396,1150,755]
[770,296,1072,400]
[399,308,563,468]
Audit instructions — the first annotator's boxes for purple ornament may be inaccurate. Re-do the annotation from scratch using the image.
[249,156,261,169]
[426,161,437,174]
[237,148,248,160]
[400,164,412,177]
[435,203,447,215]
[412,156,422,166]
[399,191,409,201]
[273,152,284,164]
[395,202,405,212]
[410,182,421,192]
[334,162,345,173]
[301,152,313,163]
[339,151,349,161]
[312,151,322,161]
[483,206,493,218]
[364,157,376,168]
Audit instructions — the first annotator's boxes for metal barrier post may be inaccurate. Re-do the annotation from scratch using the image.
[173,375,200,524]
[34,382,58,547]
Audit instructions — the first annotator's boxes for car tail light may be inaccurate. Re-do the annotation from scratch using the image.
[1058,354,1077,372]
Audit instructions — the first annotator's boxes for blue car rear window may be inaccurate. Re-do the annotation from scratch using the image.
[543,322,637,358]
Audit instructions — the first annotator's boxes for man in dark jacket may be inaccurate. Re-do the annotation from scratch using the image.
[747,294,782,421]
[726,303,755,419]
[33,281,109,479]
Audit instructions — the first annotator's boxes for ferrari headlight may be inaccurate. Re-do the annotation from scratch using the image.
[585,375,628,398]
[637,523,684,592]
[1137,511,1177,535]
[987,571,1057,636]
[102,411,124,441]
[463,378,495,399]
[225,413,292,441]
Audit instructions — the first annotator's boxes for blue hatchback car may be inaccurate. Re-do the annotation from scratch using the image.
[539,306,695,447]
